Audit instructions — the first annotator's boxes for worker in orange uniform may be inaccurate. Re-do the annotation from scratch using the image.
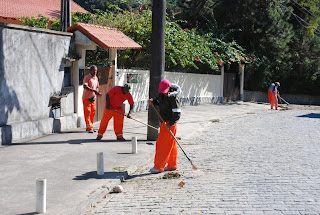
[268,82,280,110]
[96,84,134,141]
[82,65,101,133]
[148,79,181,173]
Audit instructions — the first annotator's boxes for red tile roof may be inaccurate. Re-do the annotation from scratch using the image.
[67,23,142,50]
[0,0,87,21]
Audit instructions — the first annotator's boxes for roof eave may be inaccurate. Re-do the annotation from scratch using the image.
[67,23,142,50]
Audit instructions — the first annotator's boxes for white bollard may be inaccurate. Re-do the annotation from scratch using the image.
[36,178,46,213]
[97,152,104,175]
[132,136,138,154]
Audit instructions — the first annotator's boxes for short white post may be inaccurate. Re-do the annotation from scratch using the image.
[97,152,104,175]
[36,178,46,213]
[132,136,138,154]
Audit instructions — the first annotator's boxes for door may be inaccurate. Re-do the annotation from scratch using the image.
[95,67,113,122]
[84,67,113,122]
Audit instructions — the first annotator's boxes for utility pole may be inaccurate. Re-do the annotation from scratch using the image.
[61,0,72,32]
[147,0,166,140]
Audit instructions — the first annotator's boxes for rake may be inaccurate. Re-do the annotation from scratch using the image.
[278,96,290,105]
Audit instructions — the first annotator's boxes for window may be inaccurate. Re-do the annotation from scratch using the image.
[63,67,71,87]
[79,69,85,85]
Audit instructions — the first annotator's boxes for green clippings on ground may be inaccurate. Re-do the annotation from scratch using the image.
[102,185,108,188]
[162,172,181,179]
[211,119,220,123]
[112,166,128,172]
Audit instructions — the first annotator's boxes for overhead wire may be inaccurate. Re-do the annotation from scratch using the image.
[291,0,316,18]
[271,0,320,35]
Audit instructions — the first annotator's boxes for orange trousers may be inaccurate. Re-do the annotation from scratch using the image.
[268,91,278,109]
[83,99,96,131]
[97,109,124,139]
[154,122,178,172]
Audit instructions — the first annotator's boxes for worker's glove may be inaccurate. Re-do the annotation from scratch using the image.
[95,90,101,95]
[127,112,132,119]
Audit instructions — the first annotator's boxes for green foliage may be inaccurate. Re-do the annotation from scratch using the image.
[174,0,218,34]
[73,0,152,13]
[16,0,320,95]
[165,22,248,73]
[71,7,249,72]
[293,0,320,36]
[19,15,52,29]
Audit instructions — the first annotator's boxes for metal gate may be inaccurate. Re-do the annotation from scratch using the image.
[223,72,240,102]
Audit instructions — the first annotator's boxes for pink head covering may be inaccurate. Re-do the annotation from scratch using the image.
[158,79,171,93]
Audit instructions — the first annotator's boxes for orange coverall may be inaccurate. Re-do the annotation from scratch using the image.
[268,84,278,110]
[82,74,99,131]
[97,86,134,139]
[83,99,97,131]
[152,92,181,172]
[154,122,178,171]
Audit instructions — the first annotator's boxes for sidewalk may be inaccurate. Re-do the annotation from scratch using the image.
[0,102,271,215]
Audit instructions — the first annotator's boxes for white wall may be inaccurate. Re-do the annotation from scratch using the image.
[244,90,320,105]
[0,23,77,144]
[116,69,223,112]
[0,24,73,125]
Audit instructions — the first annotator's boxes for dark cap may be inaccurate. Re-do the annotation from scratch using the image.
[123,84,131,91]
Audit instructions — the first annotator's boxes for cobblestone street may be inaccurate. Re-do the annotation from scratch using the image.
[85,108,320,215]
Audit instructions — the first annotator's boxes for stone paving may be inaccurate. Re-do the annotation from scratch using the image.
[84,108,320,215]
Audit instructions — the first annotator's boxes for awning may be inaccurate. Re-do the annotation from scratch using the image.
[67,23,142,50]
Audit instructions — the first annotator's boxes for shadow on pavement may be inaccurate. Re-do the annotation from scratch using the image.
[17,212,37,215]
[297,113,320,119]
[73,171,129,180]
[9,139,117,146]
[126,172,153,180]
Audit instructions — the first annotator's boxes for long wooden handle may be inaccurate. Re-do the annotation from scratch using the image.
[110,109,158,130]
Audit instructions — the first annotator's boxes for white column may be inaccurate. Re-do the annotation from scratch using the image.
[72,60,79,114]
[72,47,86,115]
[97,152,104,175]
[239,64,245,101]
[109,49,117,87]
[132,136,138,154]
[36,178,46,213]
[220,65,225,103]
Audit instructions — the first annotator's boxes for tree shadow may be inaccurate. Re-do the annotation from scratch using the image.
[297,113,320,119]
[0,27,21,145]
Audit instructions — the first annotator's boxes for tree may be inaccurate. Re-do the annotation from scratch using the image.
[212,0,320,94]
[174,0,218,34]
[19,2,250,74]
